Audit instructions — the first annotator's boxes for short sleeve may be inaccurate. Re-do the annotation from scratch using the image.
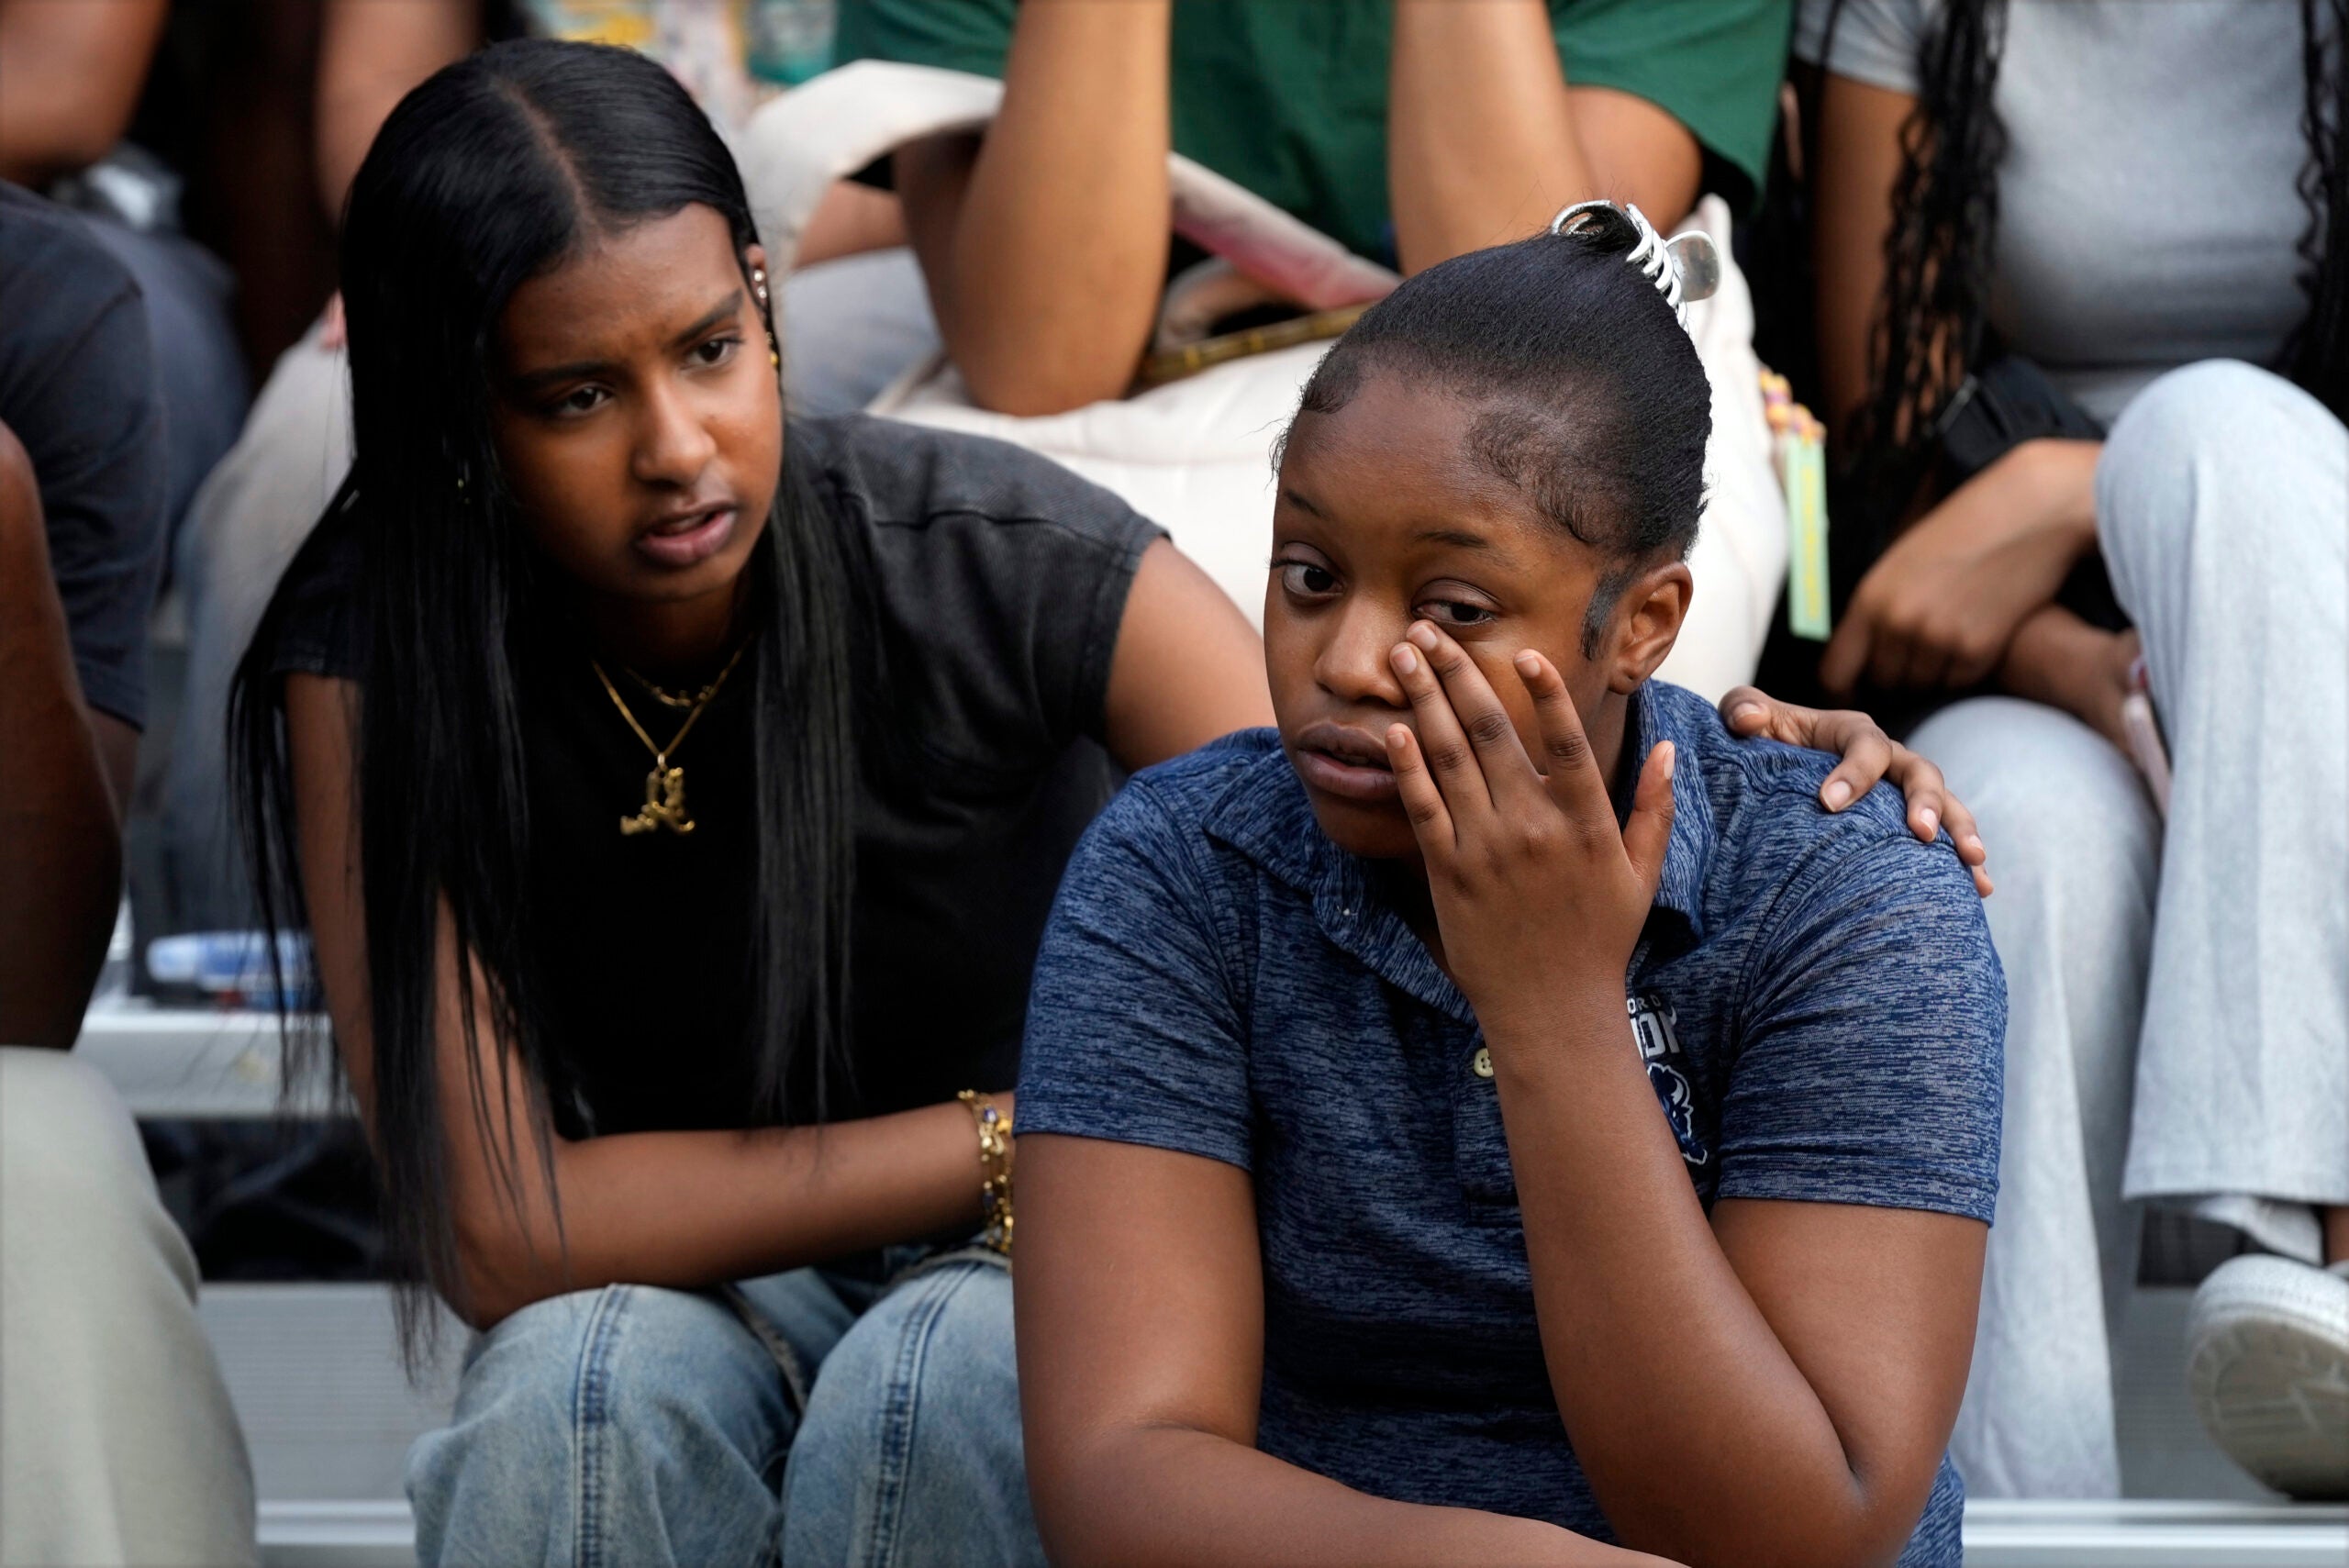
[834,0,1015,78]
[263,507,370,682]
[1715,832,2004,1221]
[809,417,1163,768]
[0,202,167,730]
[1017,776,1254,1172]
[1790,0,1928,95]
[1553,0,1796,215]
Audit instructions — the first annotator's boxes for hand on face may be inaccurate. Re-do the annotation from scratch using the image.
[1383,618,1675,1034]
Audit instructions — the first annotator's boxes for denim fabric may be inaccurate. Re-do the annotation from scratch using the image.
[408,1255,1030,1568]
[783,1256,1040,1567]
[1019,681,2005,1562]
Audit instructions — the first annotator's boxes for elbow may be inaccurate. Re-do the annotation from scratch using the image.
[446,1203,557,1332]
[1611,1462,1918,1568]
[956,348,1139,418]
[937,295,1147,417]
[1022,1438,1104,1568]
[444,1228,522,1332]
[0,119,125,189]
[1677,1539,1904,1568]
[1024,1429,1140,1568]
[1026,1421,1212,1568]
[1650,1499,1915,1568]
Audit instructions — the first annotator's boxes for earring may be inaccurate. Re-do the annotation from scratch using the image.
[751,265,770,309]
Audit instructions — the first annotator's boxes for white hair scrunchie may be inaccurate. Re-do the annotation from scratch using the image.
[1546,200,1720,332]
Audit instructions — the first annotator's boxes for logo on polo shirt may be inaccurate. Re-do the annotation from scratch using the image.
[1628,993,1710,1168]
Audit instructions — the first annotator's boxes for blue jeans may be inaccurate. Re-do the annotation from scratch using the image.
[407,1254,1040,1567]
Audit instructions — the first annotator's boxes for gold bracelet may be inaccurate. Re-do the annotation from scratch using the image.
[956,1090,1015,1255]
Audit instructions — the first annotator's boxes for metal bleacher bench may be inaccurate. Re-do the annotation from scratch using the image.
[76,1008,2349,1568]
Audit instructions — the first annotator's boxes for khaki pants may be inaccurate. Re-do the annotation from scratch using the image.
[0,1049,255,1566]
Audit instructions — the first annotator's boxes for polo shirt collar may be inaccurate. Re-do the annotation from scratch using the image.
[1205,684,1716,1008]
[1204,745,1472,1022]
[1631,682,1717,942]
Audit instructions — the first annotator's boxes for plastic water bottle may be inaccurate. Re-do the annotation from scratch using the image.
[146,931,316,1008]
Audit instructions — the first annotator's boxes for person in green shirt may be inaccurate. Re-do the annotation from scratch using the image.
[837,0,1791,415]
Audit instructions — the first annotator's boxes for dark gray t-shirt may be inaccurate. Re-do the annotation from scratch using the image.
[1020,684,2004,1562]
[0,183,167,728]
[270,414,1161,1130]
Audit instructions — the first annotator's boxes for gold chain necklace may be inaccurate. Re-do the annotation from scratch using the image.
[624,664,727,711]
[590,640,748,837]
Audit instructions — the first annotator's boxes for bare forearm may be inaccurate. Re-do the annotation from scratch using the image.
[1489,998,1885,1566]
[1042,1426,1646,1568]
[1997,605,2134,747]
[314,0,475,220]
[902,0,1171,414]
[1810,75,1916,439]
[796,182,907,270]
[0,499,119,1047]
[453,1100,993,1325]
[1388,0,1589,274]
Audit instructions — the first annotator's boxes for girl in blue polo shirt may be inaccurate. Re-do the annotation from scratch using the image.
[1015,205,2006,1567]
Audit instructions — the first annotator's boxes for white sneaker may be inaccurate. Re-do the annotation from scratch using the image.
[2187,1254,2349,1499]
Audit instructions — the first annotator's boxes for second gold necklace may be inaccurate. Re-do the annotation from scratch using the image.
[590,639,747,837]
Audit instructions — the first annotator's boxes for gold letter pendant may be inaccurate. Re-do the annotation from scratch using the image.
[620,765,696,836]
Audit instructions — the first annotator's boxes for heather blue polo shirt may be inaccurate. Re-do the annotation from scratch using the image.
[1018,680,2004,1563]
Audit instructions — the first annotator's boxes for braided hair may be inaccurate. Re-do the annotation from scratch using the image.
[1831,0,2347,519]
[2288,0,2349,413]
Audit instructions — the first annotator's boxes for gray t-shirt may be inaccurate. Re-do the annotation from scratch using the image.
[0,183,167,728]
[1796,0,2321,426]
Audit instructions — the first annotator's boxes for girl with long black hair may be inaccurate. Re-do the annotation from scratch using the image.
[1798,0,2348,1501]
[231,37,1975,1565]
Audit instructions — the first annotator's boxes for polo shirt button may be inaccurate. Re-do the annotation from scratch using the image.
[1472,1047,1494,1079]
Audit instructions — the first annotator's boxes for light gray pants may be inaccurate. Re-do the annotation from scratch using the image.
[158,251,937,932]
[0,1050,256,1566]
[1911,361,2349,1497]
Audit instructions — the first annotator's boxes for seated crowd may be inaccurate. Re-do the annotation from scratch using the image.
[0,1,2342,1564]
